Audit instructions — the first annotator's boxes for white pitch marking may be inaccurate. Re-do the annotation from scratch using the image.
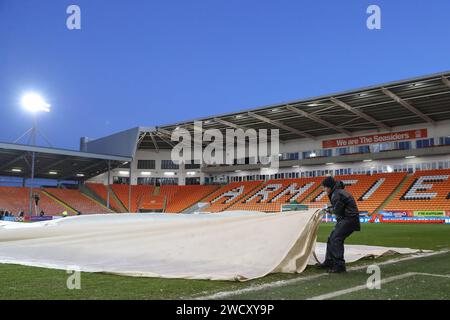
[308,272,450,300]
[194,250,449,300]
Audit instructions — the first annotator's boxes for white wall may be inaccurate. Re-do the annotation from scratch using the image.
[88,149,205,185]
[223,154,450,180]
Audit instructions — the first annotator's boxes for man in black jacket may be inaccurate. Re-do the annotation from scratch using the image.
[318,176,361,273]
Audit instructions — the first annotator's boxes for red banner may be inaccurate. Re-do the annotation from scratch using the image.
[322,129,428,148]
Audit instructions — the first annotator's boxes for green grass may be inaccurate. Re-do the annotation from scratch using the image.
[0,223,449,300]
[317,223,450,250]
[336,274,450,300]
[227,252,450,300]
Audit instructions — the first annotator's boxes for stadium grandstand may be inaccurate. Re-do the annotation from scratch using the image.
[0,142,131,216]
[1,71,449,220]
[80,71,450,220]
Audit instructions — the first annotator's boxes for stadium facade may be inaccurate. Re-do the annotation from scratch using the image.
[82,71,450,186]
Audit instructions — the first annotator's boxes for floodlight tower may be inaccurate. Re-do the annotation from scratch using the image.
[17,92,52,216]
[16,92,52,146]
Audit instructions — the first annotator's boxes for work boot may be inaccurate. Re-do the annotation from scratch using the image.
[315,263,332,269]
[327,265,346,273]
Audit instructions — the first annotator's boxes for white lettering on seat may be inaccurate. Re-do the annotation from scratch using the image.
[402,175,449,200]
[270,182,316,203]
[244,184,282,203]
[212,186,244,204]
[361,178,386,201]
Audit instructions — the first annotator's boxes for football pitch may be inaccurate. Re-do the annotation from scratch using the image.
[0,223,449,300]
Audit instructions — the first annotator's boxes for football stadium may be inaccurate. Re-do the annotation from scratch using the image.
[1,1,449,304]
[1,71,449,300]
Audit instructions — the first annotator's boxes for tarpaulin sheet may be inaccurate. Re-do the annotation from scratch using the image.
[0,210,420,281]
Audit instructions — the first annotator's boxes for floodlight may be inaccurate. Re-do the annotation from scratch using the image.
[21,92,51,113]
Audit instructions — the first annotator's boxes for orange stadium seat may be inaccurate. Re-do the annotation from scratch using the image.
[111,184,155,212]
[136,185,180,212]
[137,185,219,213]
[0,186,68,216]
[86,183,124,212]
[159,185,181,203]
[44,188,111,214]
[229,177,323,212]
[384,169,450,212]
[201,181,264,212]
[164,185,219,213]
[139,194,165,211]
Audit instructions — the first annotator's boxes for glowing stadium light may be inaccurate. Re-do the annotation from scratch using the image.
[141,172,152,176]
[164,172,175,176]
[21,92,51,113]
[11,168,22,172]
[326,162,334,165]
[186,171,196,176]
[48,171,58,175]
[309,152,317,158]
[76,173,85,177]
[405,156,416,159]
[119,171,129,175]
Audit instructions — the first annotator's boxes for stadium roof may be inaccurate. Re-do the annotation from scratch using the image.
[0,142,131,181]
[136,71,450,150]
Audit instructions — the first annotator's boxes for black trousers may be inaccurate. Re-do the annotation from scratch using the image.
[324,218,359,268]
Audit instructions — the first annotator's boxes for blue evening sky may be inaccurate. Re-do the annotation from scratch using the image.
[1,0,449,149]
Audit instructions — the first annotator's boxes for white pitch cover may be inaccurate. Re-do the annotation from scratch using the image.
[0,211,420,281]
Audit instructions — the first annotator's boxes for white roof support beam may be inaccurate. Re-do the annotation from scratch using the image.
[211,118,264,144]
[158,127,206,148]
[285,105,352,136]
[330,97,391,131]
[381,87,435,124]
[155,128,172,136]
[38,156,71,173]
[149,132,159,153]
[179,124,209,147]
[247,111,315,139]
[213,118,249,131]
[0,154,26,171]
[61,160,108,180]
[154,131,175,148]
[441,75,450,89]
[136,132,147,146]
